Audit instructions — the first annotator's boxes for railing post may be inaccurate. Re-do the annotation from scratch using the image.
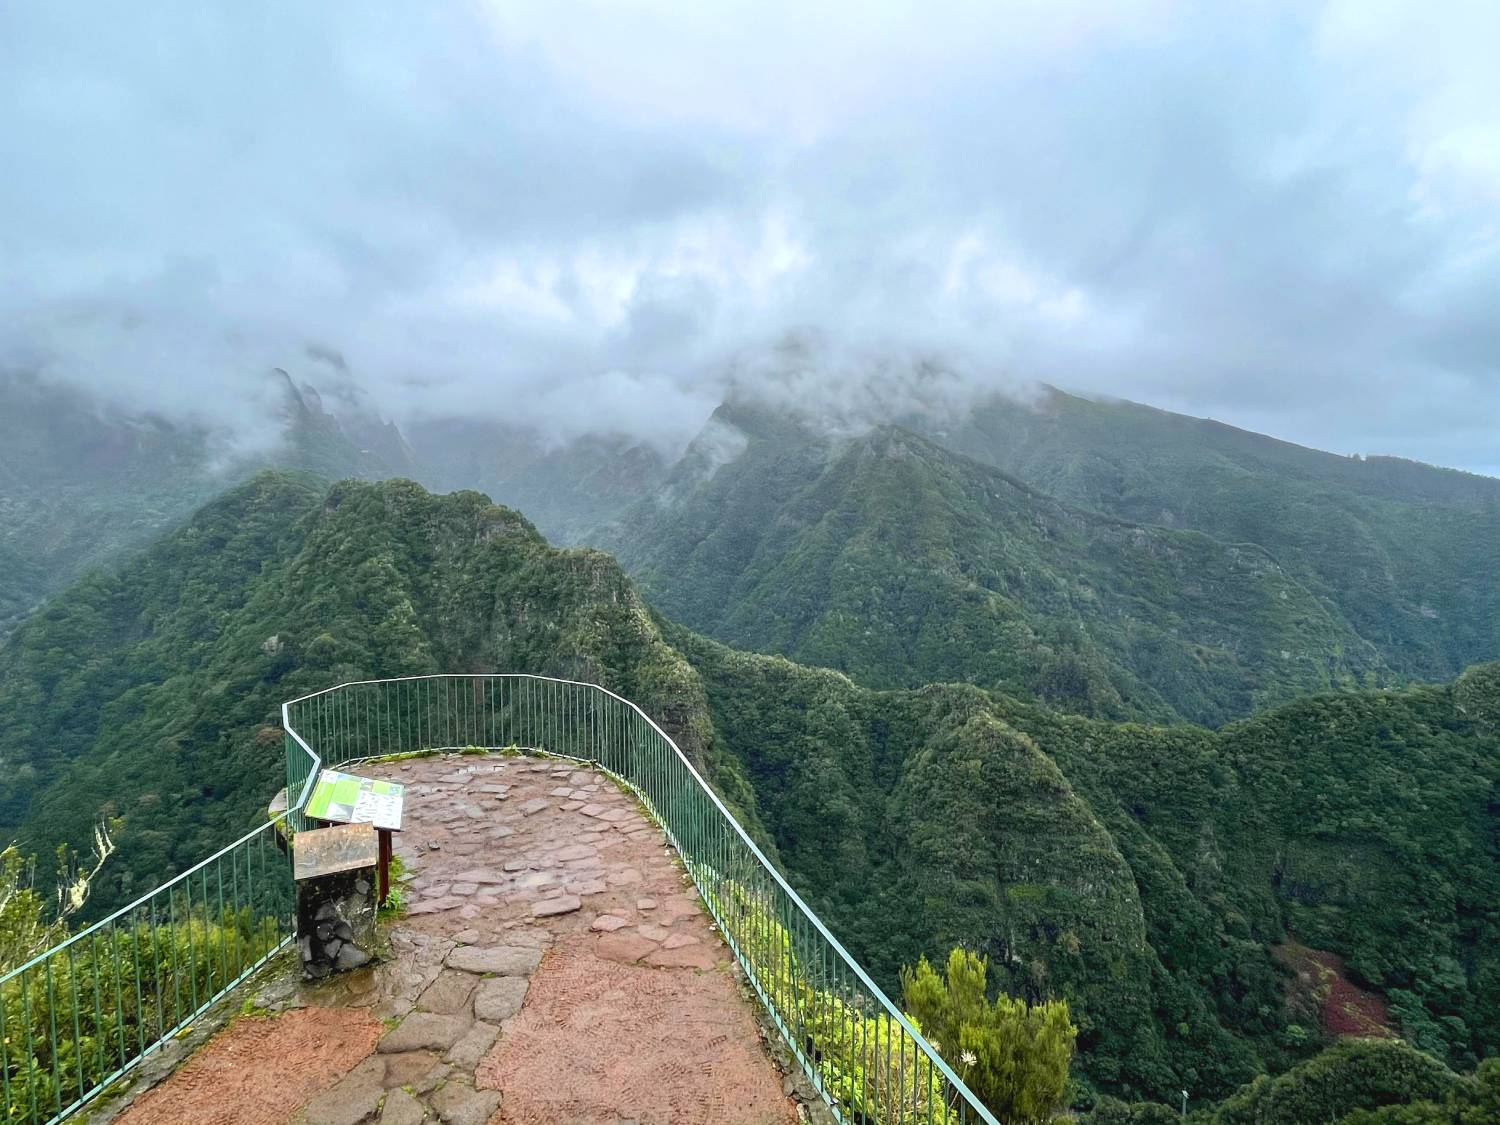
[4,674,997,1125]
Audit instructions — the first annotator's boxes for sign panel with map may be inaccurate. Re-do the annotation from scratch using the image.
[305,769,405,831]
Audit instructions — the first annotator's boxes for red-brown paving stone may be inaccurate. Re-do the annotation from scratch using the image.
[110,754,799,1125]
[113,1007,383,1125]
[381,754,796,1124]
[475,935,796,1125]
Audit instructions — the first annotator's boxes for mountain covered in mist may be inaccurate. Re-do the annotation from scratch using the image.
[0,371,419,636]
[402,416,668,545]
[0,369,670,638]
[600,402,1391,726]
[588,391,1500,726]
[0,473,1495,1112]
[6,370,1497,729]
[0,375,219,634]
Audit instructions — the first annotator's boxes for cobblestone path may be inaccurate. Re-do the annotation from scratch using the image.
[114,754,797,1125]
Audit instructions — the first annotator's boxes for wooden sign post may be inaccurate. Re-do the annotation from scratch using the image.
[304,769,406,903]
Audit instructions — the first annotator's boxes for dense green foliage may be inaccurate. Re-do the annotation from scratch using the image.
[0,473,716,917]
[903,948,1077,1122]
[1341,1058,1500,1124]
[679,630,1500,1106]
[3,469,1496,1121]
[1209,1038,1468,1125]
[0,372,414,639]
[605,403,1390,726]
[1086,1040,1486,1125]
[930,387,1500,689]
[1,907,284,1121]
[0,547,47,642]
[0,806,291,1122]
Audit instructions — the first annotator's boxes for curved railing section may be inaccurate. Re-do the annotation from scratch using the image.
[2,673,996,1124]
[282,674,998,1125]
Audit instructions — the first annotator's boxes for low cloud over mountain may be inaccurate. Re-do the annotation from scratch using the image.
[3,2,1498,471]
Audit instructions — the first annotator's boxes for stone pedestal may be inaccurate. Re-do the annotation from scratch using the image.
[294,823,380,979]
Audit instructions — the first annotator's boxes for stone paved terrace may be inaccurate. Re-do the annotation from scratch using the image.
[101,754,806,1125]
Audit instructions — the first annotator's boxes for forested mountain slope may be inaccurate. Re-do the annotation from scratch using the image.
[604,403,1388,725]
[680,628,1500,1103]
[0,372,416,637]
[925,388,1500,684]
[3,474,1495,1115]
[0,472,718,913]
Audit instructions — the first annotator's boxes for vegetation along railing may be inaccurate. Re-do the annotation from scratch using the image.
[283,675,998,1124]
[0,821,295,1122]
[3,673,997,1124]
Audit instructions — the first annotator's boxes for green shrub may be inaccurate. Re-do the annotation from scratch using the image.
[707,877,960,1124]
[1079,1096,1187,1124]
[902,948,1077,1123]
[1,907,283,1121]
[1213,1038,1466,1125]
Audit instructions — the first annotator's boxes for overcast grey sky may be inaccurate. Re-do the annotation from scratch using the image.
[1,1,1496,471]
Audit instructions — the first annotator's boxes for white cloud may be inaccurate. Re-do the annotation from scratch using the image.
[0,0,1497,470]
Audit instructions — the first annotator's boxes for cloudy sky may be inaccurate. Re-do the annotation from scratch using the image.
[2,1,1497,470]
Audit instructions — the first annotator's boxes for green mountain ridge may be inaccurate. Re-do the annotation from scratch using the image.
[0,371,419,639]
[0,473,719,906]
[924,387,1500,684]
[603,402,1390,725]
[1,472,1495,1116]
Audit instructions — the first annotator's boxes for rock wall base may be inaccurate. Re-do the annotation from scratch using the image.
[296,865,378,979]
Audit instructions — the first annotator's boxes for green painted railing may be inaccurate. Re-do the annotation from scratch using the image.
[0,822,294,1123]
[282,675,998,1124]
[3,673,997,1124]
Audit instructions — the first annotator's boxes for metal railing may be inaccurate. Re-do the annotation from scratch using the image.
[0,822,294,1123]
[2,673,996,1124]
[282,674,998,1124]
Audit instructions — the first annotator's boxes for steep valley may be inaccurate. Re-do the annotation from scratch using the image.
[1,472,1496,1115]
[680,629,1500,1101]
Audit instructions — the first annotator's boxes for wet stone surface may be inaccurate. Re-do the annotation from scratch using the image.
[335,754,794,1124]
[110,753,797,1125]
